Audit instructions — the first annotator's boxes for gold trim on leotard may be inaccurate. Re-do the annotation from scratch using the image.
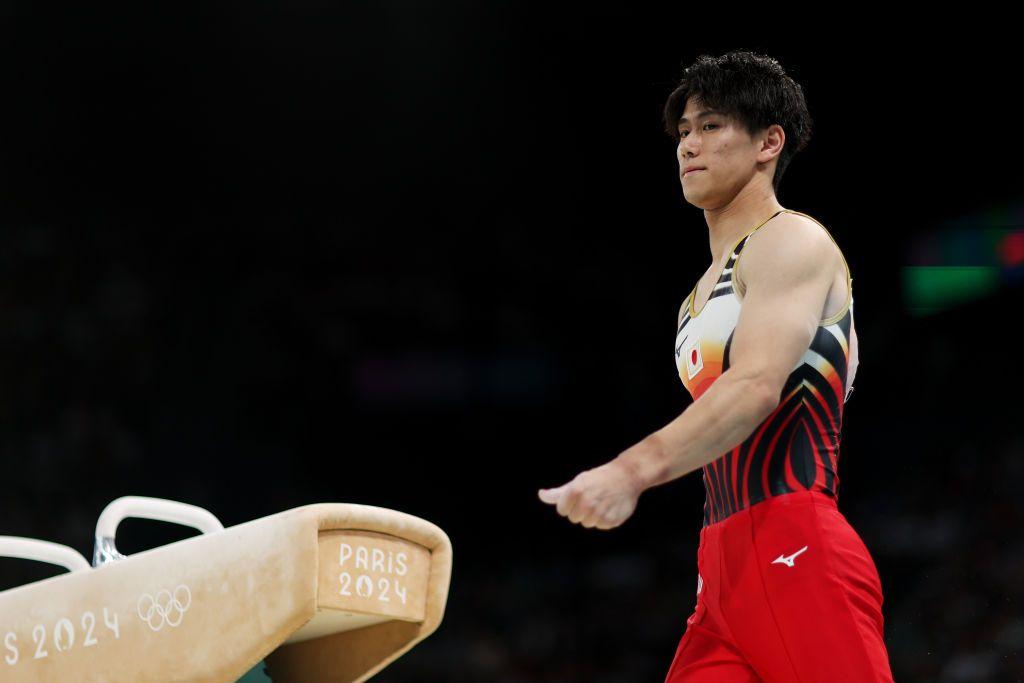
[687,209,788,319]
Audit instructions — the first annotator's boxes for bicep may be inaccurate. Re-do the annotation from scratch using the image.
[728,222,838,399]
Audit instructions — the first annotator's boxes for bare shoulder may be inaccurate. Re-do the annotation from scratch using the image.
[735,212,840,289]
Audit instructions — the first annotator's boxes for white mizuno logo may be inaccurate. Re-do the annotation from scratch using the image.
[772,545,808,568]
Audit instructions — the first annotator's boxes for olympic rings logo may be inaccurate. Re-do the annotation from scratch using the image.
[137,585,192,632]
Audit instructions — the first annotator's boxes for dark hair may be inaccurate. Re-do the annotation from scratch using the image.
[663,50,812,192]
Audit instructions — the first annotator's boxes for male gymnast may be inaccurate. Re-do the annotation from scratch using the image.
[539,50,894,682]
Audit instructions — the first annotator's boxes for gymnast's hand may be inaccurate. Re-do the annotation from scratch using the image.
[538,459,643,530]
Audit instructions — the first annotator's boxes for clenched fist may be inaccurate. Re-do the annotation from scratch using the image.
[538,460,644,530]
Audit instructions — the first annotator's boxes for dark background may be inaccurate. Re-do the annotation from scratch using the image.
[0,4,1021,681]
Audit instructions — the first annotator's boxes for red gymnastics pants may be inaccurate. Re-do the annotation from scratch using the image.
[664,490,894,682]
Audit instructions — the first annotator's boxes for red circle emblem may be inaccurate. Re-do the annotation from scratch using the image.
[691,348,698,365]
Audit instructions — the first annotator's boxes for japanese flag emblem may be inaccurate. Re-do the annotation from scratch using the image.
[684,338,703,380]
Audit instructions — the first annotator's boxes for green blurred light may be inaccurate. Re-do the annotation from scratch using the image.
[902,266,999,316]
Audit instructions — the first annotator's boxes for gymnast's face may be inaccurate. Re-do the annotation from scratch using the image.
[676,97,771,210]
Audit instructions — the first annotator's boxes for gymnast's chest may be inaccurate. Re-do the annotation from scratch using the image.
[674,295,741,399]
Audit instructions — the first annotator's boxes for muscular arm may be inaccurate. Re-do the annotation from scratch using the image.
[619,215,840,490]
